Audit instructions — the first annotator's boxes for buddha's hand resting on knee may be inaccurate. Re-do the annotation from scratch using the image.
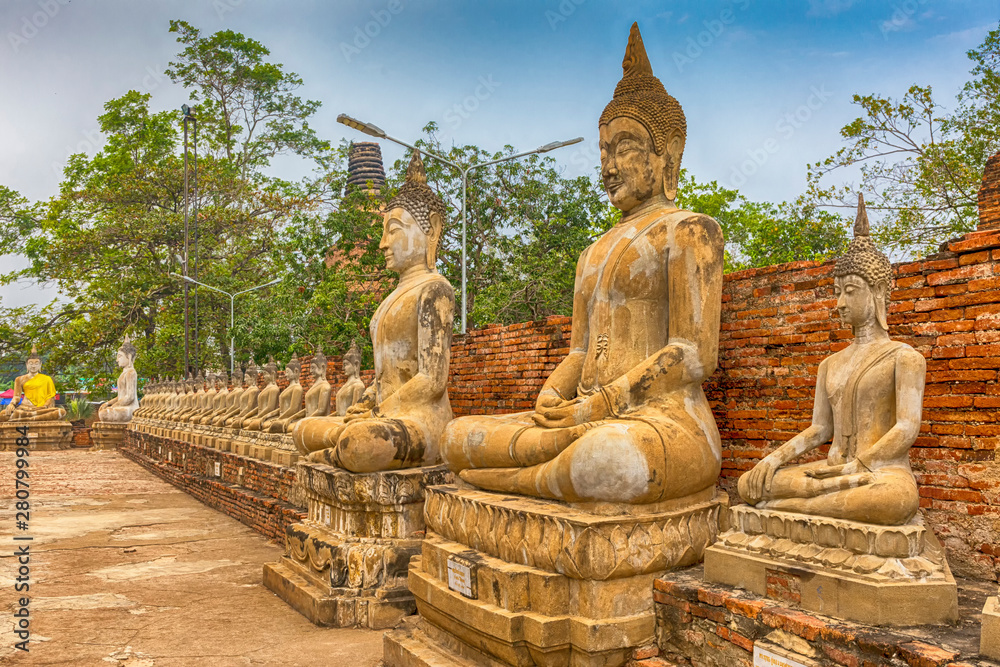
[741,455,779,504]
[531,386,617,429]
[805,458,871,479]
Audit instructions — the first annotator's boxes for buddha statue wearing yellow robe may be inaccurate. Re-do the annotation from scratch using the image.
[1,345,67,423]
[292,151,454,473]
[441,24,724,505]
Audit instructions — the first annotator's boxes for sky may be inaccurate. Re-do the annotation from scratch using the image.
[0,0,997,308]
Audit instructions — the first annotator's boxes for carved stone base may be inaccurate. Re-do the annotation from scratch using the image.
[983,595,1000,659]
[91,421,128,449]
[263,462,452,630]
[704,505,958,626]
[384,484,726,667]
[0,421,73,451]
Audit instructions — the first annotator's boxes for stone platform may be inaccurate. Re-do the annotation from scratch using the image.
[91,421,128,449]
[264,463,452,630]
[984,593,1000,659]
[704,505,959,626]
[0,421,72,450]
[384,484,727,667]
[129,417,299,465]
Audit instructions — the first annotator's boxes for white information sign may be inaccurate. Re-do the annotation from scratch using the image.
[753,644,813,667]
[214,462,221,477]
[323,505,331,525]
[447,557,474,598]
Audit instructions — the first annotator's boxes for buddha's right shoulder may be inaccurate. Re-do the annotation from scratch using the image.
[423,273,456,299]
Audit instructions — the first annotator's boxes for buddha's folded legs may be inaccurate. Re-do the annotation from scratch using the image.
[11,407,67,422]
[98,406,132,423]
[292,415,347,455]
[457,418,720,504]
[747,462,919,525]
[442,412,594,470]
[299,417,427,473]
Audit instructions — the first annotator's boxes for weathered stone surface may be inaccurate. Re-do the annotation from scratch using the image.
[0,421,72,450]
[983,593,1000,659]
[263,463,452,629]
[91,421,128,450]
[97,335,139,423]
[705,505,958,625]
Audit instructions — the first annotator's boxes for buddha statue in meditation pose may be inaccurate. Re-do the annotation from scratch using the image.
[178,371,212,423]
[206,368,243,425]
[233,360,274,430]
[264,354,304,433]
[442,23,724,504]
[1,345,67,422]
[244,357,283,431]
[293,151,455,472]
[738,195,923,526]
[336,341,367,416]
[270,347,331,433]
[218,363,259,427]
[201,370,229,423]
[98,336,139,423]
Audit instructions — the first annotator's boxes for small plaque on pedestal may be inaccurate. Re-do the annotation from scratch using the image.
[446,556,476,599]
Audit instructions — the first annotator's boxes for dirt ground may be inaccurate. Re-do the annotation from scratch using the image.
[0,449,384,666]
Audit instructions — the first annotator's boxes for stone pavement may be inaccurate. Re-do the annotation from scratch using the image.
[1,449,384,666]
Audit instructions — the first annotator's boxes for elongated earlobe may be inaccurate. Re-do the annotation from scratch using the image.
[874,281,889,331]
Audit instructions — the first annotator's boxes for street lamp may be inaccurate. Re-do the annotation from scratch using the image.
[181,104,199,373]
[169,274,280,374]
[337,113,582,333]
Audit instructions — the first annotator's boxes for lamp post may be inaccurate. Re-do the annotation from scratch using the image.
[337,113,582,333]
[181,104,198,373]
[169,274,280,374]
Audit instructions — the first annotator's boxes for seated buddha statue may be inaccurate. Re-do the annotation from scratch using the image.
[442,24,724,505]
[269,347,331,433]
[226,363,262,429]
[336,341,367,416]
[243,358,282,431]
[178,371,212,422]
[199,370,229,424]
[738,195,923,526]
[98,336,139,423]
[164,374,195,421]
[207,368,244,425]
[292,150,455,473]
[263,354,303,433]
[133,376,155,418]
[1,345,67,422]
[151,378,180,420]
[216,364,258,427]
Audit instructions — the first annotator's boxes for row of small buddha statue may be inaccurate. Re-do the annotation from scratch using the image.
[134,341,368,435]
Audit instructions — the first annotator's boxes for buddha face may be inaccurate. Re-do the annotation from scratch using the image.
[380,207,429,273]
[344,357,359,378]
[834,274,882,331]
[285,365,298,382]
[600,117,669,213]
[311,360,326,380]
[25,359,41,375]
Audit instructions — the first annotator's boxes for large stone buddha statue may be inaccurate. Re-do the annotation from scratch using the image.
[441,23,724,505]
[292,150,455,473]
[98,336,139,423]
[1,345,67,422]
[738,195,924,525]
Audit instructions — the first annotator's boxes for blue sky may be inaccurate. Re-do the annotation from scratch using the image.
[1,0,997,306]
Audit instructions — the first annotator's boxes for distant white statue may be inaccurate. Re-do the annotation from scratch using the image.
[98,336,138,423]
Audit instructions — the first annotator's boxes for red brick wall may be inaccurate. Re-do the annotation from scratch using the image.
[979,153,1000,231]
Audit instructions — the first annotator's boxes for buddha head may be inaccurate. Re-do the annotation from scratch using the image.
[117,335,137,369]
[286,354,301,383]
[216,370,228,390]
[311,346,328,381]
[245,362,259,387]
[25,345,41,375]
[834,194,893,333]
[264,357,278,385]
[232,367,244,389]
[344,341,362,379]
[599,22,686,212]
[381,150,446,272]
